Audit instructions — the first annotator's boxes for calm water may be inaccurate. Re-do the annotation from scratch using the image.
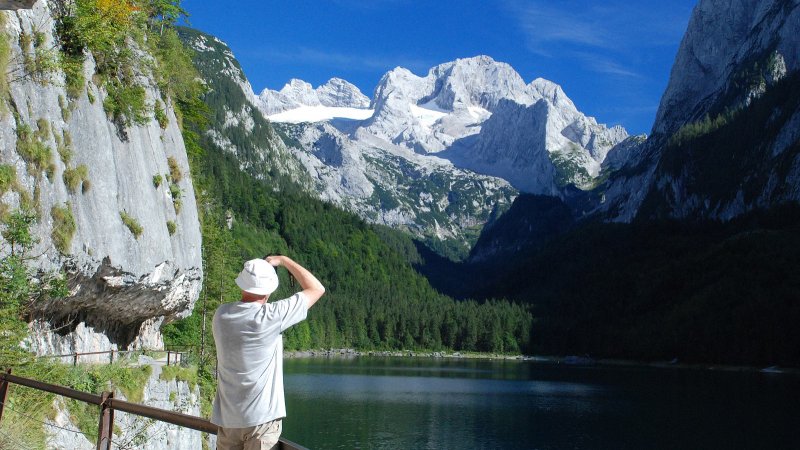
[281,357,799,450]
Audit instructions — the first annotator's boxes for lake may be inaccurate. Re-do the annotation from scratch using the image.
[280,357,799,449]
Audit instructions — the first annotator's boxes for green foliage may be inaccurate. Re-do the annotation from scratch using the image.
[369,179,400,210]
[103,80,149,126]
[58,94,71,121]
[160,364,197,387]
[19,30,60,83]
[550,144,594,188]
[1,211,68,368]
[150,27,201,111]
[167,156,182,182]
[166,219,176,235]
[0,13,10,113]
[669,110,736,147]
[645,70,800,218]
[1,210,36,257]
[55,129,73,163]
[62,54,86,99]
[63,164,89,193]
[72,0,138,62]
[154,99,168,128]
[15,119,55,177]
[456,202,800,366]
[120,210,143,238]
[55,0,194,129]
[152,173,162,187]
[51,203,76,254]
[0,164,16,194]
[145,0,187,27]
[169,182,182,213]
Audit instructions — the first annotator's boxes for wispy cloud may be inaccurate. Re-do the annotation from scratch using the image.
[241,46,435,79]
[510,2,614,55]
[505,0,691,78]
[575,52,642,78]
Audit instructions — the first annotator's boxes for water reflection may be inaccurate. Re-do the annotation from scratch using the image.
[282,357,800,450]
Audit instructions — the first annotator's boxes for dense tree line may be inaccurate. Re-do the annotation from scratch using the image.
[422,197,800,366]
[164,144,532,353]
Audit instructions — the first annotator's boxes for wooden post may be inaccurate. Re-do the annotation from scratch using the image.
[166,351,171,366]
[73,353,78,367]
[0,369,11,423]
[96,391,114,450]
[109,350,114,365]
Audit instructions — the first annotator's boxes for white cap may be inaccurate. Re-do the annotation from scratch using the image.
[235,259,279,296]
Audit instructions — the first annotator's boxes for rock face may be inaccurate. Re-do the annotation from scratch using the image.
[0,4,202,354]
[652,0,799,136]
[278,120,517,246]
[596,0,800,222]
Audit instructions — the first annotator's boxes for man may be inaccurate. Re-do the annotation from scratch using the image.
[211,255,325,450]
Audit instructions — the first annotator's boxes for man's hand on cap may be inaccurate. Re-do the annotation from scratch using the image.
[265,255,283,267]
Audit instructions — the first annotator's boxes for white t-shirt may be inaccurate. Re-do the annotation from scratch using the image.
[211,292,308,427]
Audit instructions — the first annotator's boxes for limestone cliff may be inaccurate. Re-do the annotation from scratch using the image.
[0,2,202,356]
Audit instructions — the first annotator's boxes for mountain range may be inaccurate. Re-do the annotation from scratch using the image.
[3,0,798,368]
[239,53,634,256]
[179,0,800,366]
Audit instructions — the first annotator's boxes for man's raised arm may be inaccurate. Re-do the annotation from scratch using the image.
[265,255,325,307]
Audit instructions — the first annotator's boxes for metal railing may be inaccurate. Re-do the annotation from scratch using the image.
[38,348,189,367]
[0,369,307,450]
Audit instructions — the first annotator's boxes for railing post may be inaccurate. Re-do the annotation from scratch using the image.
[0,369,11,423]
[167,351,171,366]
[109,350,114,365]
[73,353,78,367]
[96,391,114,450]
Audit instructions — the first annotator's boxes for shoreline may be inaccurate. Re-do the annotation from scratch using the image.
[283,348,800,375]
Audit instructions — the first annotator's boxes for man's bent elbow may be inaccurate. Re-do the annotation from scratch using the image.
[304,285,325,308]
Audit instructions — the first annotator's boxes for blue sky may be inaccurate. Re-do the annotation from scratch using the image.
[182,0,697,135]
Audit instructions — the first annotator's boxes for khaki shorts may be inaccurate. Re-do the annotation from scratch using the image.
[217,419,282,450]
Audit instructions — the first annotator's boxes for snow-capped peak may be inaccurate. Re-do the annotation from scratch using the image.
[317,78,370,108]
[256,78,370,116]
[255,55,628,195]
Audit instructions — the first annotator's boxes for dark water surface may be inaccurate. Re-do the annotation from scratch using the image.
[280,357,799,449]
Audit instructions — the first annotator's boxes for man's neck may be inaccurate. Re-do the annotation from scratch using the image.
[240,291,269,304]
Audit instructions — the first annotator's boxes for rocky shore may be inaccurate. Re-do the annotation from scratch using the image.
[283,349,800,374]
[283,348,527,360]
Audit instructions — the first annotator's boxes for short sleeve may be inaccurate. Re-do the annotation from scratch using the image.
[271,292,308,332]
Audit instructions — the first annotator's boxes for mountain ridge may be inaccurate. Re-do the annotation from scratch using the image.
[254,55,629,210]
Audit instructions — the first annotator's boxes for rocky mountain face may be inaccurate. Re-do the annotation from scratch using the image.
[0,3,202,354]
[181,32,517,256]
[350,56,629,194]
[596,0,800,222]
[244,55,628,253]
[277,120,516,249]
[179,28,310,187]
